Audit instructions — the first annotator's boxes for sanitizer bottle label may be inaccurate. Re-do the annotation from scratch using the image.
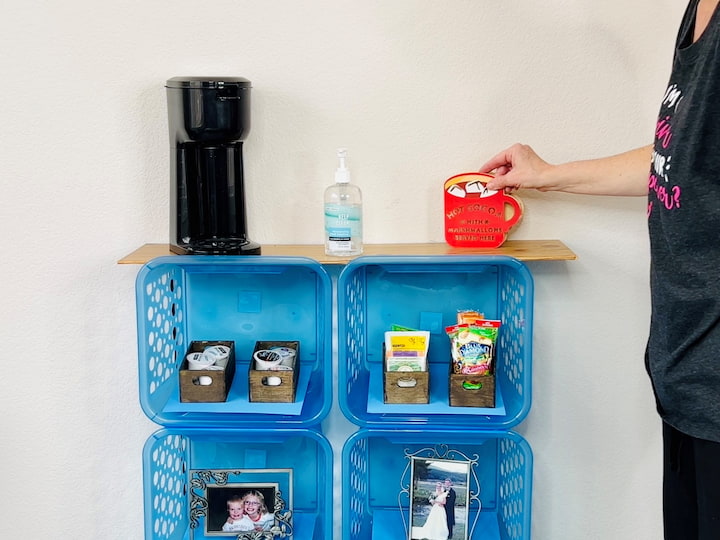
[325,204,362,252]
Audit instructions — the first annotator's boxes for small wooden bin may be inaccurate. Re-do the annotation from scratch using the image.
[248,341,300,403]
[449,367,495,408]
[179,340,236,403]
[383,369,429,404]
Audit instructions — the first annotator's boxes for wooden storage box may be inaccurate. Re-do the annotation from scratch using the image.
[248,341,300,403]
[179,340,236,403]
[449,368,495,408]
[381,343,429,404]
[383,370,429,404]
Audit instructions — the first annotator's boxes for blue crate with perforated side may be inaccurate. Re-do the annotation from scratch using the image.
[342,428,532,540]
[338,255,533,429]
[136,256,332,428]
[143,427,333,540]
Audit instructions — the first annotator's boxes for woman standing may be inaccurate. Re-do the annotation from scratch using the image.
[411,482,449,540]
[480,3,720,537]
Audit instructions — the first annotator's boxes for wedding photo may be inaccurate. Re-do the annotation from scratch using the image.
[409,457,471,540]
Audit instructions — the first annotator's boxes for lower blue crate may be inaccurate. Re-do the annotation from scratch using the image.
[143,428,333,540]
[342,429,532,540]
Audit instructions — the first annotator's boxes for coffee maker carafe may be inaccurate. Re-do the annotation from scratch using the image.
[166,76,261,255]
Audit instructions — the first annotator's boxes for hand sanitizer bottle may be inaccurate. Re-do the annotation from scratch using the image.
[324,148,363,256]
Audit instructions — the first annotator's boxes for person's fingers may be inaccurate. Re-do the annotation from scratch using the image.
[486,173,514,191]
[478,147,516,174]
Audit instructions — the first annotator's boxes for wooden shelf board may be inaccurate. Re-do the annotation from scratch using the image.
[118,240,577,265]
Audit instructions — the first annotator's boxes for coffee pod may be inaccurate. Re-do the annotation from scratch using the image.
[203,344,230,369]
[270,346,296,368]
[187,351,216,371]
[203,345,230,361]
[254,349,282,370]
[269,365,292,371]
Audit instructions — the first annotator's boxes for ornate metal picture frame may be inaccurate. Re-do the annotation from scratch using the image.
[189,469,293,539]
[399,445,481,540]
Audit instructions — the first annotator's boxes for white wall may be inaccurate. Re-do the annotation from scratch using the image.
[0,1,684,538]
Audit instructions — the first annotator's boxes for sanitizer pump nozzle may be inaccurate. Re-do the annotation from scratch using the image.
[335,148,350,184]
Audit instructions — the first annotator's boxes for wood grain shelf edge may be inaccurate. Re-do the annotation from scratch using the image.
[118,240,577,265]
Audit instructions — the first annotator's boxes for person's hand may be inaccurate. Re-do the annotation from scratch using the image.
[479,143,552,193]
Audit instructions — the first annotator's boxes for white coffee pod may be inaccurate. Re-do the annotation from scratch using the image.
[187,352,216,371]
[254,349,282,370]
[204,345,230,360]
[270,346,296,368]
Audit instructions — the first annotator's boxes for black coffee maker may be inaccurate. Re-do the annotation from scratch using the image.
[166,76,261,255]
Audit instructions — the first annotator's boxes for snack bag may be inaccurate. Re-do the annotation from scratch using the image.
[446,319,501,375]
[456,310,485,325]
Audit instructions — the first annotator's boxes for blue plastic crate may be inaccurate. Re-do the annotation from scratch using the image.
[143,427,332,540]
[342,429,532,540]
[338,256,533,429]
[136,256,332,427]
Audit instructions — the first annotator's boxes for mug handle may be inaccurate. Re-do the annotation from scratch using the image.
[502,194,523,228]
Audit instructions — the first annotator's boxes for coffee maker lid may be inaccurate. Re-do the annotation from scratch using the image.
[166,77,251,89]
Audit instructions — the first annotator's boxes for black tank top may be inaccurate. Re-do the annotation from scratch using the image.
[647,0,720,441]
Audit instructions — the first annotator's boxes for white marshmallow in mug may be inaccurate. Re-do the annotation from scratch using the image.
[446,184,466,198]
[466,180,496,197]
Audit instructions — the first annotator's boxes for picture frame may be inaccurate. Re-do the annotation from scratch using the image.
[189,469,293,539]
[399,445,481,540]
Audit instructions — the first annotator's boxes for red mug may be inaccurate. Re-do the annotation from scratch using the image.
[444,173,523,248]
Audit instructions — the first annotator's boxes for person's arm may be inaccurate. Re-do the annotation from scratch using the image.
[480,143,652,197]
